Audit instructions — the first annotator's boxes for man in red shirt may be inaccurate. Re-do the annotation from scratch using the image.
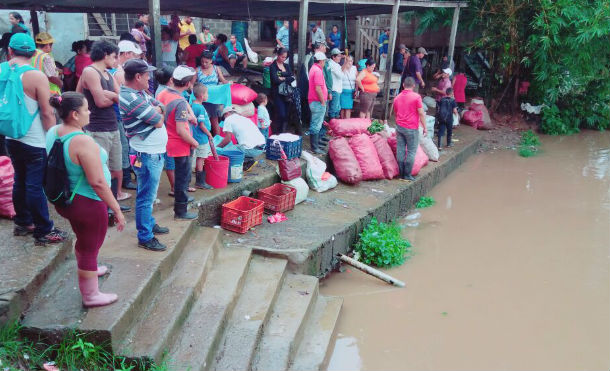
[157,65,199,219]
[392,77,427,181]
[182,34,206,68]
[308,51,329,154]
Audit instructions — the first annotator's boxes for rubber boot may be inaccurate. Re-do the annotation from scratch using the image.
[78,270,118,308]
[195,171,212,189]
[310,134,325,155]
[174,202,198,220]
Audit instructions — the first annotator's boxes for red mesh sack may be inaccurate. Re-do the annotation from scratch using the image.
[328,118,371,137]
[0,156,16,219]
[462,110,483,129]
[230,83,258,105]
[328,137,362,184]
[371,134,399,179]
[411,145,429,176]
[387,132,397,156]
[348,133,384,181]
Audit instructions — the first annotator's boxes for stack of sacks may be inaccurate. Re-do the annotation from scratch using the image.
[230,84,259,126]
[327,118,399,184]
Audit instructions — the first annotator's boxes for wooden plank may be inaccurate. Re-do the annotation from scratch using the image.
[149,0,162,66]
[297,0,309,74]
[92,13,113,36]
[382,0,400,119]
[448,5,460,63]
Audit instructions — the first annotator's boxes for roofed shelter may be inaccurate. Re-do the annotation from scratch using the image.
[2,0,467,117]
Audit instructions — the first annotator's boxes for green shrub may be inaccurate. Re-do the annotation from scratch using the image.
[520,130,541,146]
[367,120,384,134]
[416,196,436,209]
[354,218,411,268]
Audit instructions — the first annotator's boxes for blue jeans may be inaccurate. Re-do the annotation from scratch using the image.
[328,91,341,119]
[396,126,419,178]
[173,154,192,207]
[237,144,265,159]
[132,153,164,243]
[259,127,269,141]
[309,101,326,135]
[6,140,54,237]
[118,120,130,169]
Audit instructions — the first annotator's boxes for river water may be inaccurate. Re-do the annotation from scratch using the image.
[321,131,610,371]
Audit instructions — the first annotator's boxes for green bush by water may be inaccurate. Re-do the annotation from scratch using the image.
[518,130,541,157]
[354,218,411,268]
[416,196,436,209]
[0,321,169,371]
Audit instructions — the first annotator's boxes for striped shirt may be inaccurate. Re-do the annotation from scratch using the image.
[119,85,163,141]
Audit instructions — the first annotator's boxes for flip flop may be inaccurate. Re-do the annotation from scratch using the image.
[117,192,132,201]
[188,187,196,192]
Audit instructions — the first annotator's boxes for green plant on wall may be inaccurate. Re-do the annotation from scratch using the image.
[518,129,541,157]
[354,218,411,268]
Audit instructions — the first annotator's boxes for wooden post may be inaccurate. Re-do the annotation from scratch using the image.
[148,0,162,66]
[355,16,362,60]
[289,19,295,69]
[382,0,401,120]
[448,5,460,65]
[297,0,309,73]
[30,10,40,35]
[338,254,405,287]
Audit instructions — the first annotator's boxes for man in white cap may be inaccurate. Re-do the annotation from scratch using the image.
[307,51,329,154]
[113,40,143,86]
[431,67,452,102]
[218,106,266,160]
[327,48,344,120]
[156,65,199,220]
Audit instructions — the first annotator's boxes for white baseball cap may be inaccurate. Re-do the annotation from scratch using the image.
[314,51,327,61]
[118,40,142,55]
[172,65,196,80]
[442,68,452,75]
[221,106,237,116]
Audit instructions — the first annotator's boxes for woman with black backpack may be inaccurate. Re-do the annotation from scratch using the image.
[47,92,126,308]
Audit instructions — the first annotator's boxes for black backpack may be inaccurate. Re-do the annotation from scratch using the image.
[437,97,454,125]
[44,131,85,207]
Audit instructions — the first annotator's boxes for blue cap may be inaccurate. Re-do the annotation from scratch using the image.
[160,18,168,26]
[9,33,35,53]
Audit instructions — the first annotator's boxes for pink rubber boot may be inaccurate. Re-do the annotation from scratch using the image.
[77,271,118,308]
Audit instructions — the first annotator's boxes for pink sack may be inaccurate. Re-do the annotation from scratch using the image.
[411,145,429,176]
[371,134,399,179]
[329,137,362,184]
[230,84,258,105]
[348,133,384,181]
[328,118,371,137]
[469,100,493,130]
[387,132,397,156]
[462,110,483,129]
[0,156,16,219]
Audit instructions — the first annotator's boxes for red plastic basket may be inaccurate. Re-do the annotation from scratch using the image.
[221,196,264,234]
[257,184,297,214]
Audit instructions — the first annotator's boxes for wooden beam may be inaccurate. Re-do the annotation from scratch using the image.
[29,10,40,35]
[148,0,162,66]
[447,5,460,64]
[92,13,113,36]
[298,0,309,74]
[382,0,400,120]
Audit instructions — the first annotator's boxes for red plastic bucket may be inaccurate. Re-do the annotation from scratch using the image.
[205,155,229,189]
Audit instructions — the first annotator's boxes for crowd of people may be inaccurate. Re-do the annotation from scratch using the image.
[0,13,467,307]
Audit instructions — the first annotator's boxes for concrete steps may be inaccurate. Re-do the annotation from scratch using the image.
[21,216,342,371]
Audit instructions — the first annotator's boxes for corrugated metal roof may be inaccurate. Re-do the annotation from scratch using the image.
[0,0,466,19]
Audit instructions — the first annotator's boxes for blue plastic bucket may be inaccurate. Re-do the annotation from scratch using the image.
[223,150,245,183]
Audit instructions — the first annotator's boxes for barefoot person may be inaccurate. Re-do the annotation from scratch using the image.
[47,92,125,307]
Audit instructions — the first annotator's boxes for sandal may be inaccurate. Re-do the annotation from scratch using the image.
[117,192,132,201]
[188,187,196,192]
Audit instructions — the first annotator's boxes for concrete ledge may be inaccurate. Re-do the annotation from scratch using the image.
[222,127,482,277]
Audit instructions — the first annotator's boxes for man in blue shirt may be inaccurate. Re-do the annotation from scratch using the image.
[276,20,290,50]
[378,27,390,71]
[225,34,248,69]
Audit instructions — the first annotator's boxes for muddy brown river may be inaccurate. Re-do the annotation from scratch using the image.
[321,131,610,371]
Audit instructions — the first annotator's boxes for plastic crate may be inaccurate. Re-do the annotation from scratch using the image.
[257,183,297,214]
[266,137,302,160]
[221,196,264,234]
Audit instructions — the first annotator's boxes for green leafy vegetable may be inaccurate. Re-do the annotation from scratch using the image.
[416,196,436,209]
[368,120,385,134]
[354,218,411,268]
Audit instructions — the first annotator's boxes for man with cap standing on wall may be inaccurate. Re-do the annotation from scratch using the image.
[308,23,325,50]
[31,32,62,94]
[394,44,410,74]
[120,59,170,251]
[308,51,329,154]
[5,33,67,244]
[156,65,199,220]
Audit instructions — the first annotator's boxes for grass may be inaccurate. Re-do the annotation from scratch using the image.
[416,196,436,209]
[0,321,170,371]
[518,130,542,158]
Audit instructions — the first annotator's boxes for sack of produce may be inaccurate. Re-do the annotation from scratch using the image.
[348,133,384,181]
[328,118,371,137]
[371,134,399,179]
[328,137,362,184]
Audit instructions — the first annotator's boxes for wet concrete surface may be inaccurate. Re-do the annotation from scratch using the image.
[322,130,610,371]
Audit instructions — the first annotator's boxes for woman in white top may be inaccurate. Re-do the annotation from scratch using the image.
[340,56,357,119]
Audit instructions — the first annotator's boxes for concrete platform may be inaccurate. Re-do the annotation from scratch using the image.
[222,126,483,276]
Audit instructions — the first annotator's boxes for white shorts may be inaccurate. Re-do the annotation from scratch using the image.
[194,142,211,158]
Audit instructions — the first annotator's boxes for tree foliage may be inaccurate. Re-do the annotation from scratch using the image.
[407,0,610,134]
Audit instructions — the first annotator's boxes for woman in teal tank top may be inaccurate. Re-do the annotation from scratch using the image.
[47,92,126,308]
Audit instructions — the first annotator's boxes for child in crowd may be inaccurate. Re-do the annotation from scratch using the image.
[255,93,271,140]
[436,87,458,149]
[191,83,214,189]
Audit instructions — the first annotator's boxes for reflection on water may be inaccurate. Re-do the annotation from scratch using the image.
[323,131,610,371]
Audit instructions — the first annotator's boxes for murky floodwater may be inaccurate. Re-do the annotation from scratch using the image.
[322,131,610,371]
